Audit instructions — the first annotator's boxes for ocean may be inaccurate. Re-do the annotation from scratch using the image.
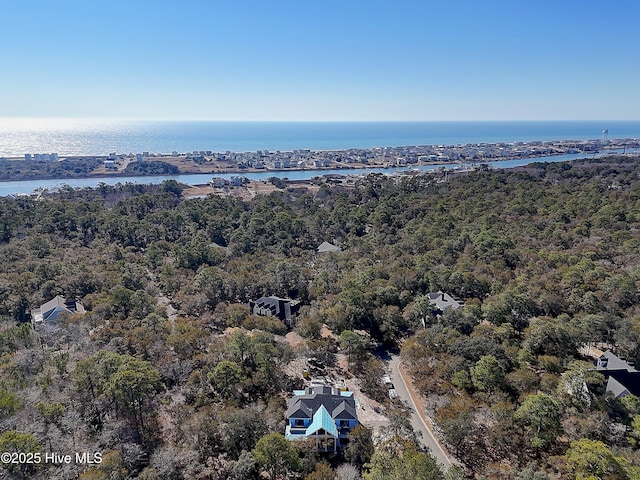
[0,119,639,157]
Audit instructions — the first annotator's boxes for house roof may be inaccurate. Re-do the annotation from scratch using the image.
[288,404,314,420]
[40,296,69,320]
[306,405,339,438]
[317,241,341,253]
[595,351,640,399]
[332,400,357,420]
[33,296,85,324]
[597,351,637,372]
[250,296,300,322]
[606,376,631,399]
[286,384,357,421]
[427,291,463,312]
[605,370,640,397]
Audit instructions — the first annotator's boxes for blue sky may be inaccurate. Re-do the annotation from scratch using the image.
[1,0,639,121]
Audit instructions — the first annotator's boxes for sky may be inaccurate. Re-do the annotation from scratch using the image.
[1,0,639,121]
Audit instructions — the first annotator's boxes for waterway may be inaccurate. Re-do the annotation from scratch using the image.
[0,150,628,197]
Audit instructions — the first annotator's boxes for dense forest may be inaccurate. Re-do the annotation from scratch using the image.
[1,156,640,479]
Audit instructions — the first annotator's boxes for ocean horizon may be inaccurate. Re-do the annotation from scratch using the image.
[1,119,639,157]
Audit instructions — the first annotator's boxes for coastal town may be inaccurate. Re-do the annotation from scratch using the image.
[3,137,638,178]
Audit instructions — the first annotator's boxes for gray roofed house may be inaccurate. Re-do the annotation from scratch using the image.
[285,384,358,453]
[606,376,632,399]
[597,351,637,373]
[317,241,341,254]
[427,291,464,315]
[31,295,85,328]
[596,350,640,398]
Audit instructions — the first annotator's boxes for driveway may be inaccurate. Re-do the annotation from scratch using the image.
[388,354,453,469]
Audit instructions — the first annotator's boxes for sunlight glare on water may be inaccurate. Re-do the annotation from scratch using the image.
[0,118,133,156]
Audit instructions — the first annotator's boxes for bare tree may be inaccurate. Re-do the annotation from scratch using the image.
[336,463,362,480]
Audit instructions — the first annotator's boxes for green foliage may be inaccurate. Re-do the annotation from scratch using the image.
[0,387,20,419]
[79,450,128,480]
[124,160,180,175]
[0,323,35,353]
[161,179,184,196]
[305,462,336,480]
[252,433,301,480]
[0,157,103,181]
[208,360,243,400]
[223,408,268,459]
[564,438,630,480]
[35,401,65,425]
[73,350,163,437]
[4,158,640,478]
[620,395,640,416]
[296,317,323,339]
[0,430,42,477]
[338,330,370,364]
[514,393,562,450]
[451,369,473,391]
[364,439,444,480]
[522,316,577,359]
[470,355,506,392]
[228,450,259,480]
[268,177,288,189]
[344,425,374,466]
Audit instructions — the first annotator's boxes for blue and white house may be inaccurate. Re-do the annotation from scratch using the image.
[285,384,358,453]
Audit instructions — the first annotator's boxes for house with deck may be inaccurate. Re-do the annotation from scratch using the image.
[285,384,358,453]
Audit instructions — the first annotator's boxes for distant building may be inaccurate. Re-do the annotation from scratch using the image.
[317,241,341,254]
[25,154,32,161]
[210,177,228,188]
[31,295,85,328]
[427,291,464,316]
[249,296,300,328]
[285,384,358,453]
[597,350,640,398]
[104,160,116,169]
[229,176,245,186]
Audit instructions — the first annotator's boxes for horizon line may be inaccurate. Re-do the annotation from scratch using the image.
[1,117,639,123]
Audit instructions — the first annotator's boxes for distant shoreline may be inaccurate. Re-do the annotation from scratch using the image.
[2,120,640,158]
[0,137,637,184]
